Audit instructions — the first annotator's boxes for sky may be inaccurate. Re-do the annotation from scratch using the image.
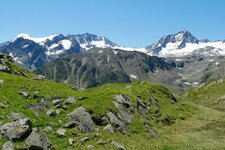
[0,0,225,47]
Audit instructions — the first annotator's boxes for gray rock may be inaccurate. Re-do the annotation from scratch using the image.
[87,145,94,149]
[34,75,46,80]
[26,128,52,150]
[97,140,108,145]
[80,137,89,143]
[64,96,76,105]
[68,138,75,146]
[63,121,76,128]
[114,95,134,124]
[44,126,53,133]
[125,85,132,89]
[0,102,8,109]
[2,141,14,150]
[0,79,4,84]
[106,112,126,134]
[55,109,61,115]
[8,113,25,121]
[55,104,63,108]
[103,124,114,134]
[76,96,88,101]
[46,109,57,117]
[111,141,126,150]
[0,64,12,74]
[56,128,66,137]
[137,100,150,115]
[52,99,61,105]
[68,107,94,132]
[18,91,29,98]
[114,95,132,107]
[101,116,109,125]
[148,130,156,136]
[71,131,77,136]
[0,118,32,141]
[150,97,157,106]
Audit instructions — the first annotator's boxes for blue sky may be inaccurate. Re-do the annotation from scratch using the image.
[0,0,225,47]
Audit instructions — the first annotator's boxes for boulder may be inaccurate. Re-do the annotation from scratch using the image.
[64,97,76,105]
[46,109,57,117]
[34,75,46,80]
[150,97,157,106]
[80,137,90,144]
[137,100,150,115]
[56,128,66,137]
[114,95,132,107]
[68,138,75,146]
[114,95,134,124]
[0,79,4,84]
[68,107,94,132]
[0,102,8,109]
[63,121,77,128]
[18,91,29,98]
[0,64,12,74]
[147,130,156,136]
[26,128,52,150]
[0,118,32,141]
[44,126,53,133]
[111,141,126,150]
[76,96,88,101]
[87,145,94,149]
[55,109,61,115]
[106,112,126,134]
[103,124,114,134]
[97,140,108,145]
[8,113,25,121]
[52,99,61,105]
[2,141,14,150]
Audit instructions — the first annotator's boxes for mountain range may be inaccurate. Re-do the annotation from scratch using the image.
[1,30,225,70]
[1,30,225,88]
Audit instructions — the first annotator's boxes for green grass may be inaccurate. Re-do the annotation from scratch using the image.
[1,64,225,149]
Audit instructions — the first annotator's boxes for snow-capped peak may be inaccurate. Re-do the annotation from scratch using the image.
[75,33,118,50]
[146,30,199,54]
[12,33,59,44]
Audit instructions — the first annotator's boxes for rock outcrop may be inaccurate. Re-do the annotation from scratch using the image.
[0,118,32,141]
[68,107,94,132]
[26,128,52,150]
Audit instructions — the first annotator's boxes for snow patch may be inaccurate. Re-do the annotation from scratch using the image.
[113,50,118,54]
[49,44,59,49]
[60,40,72,50]
[13,33,59,44]
[130,74,137,79]
[22,44,29,49]
[114,46,147,53]
[28,52,32,58]
[159,41,225,57]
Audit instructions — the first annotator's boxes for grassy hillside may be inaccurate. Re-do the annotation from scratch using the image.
[187,79,225,111]
[1,55,225,149]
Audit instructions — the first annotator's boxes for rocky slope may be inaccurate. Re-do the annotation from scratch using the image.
[35,48,178,88]
[35,48,225,89]
[0,55,195,149]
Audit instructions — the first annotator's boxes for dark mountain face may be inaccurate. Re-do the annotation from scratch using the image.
[146,30,199,54]
[0,38,48,70]
[35,48,177,88]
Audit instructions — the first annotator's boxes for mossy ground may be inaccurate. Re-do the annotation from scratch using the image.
[0,71,225,149]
